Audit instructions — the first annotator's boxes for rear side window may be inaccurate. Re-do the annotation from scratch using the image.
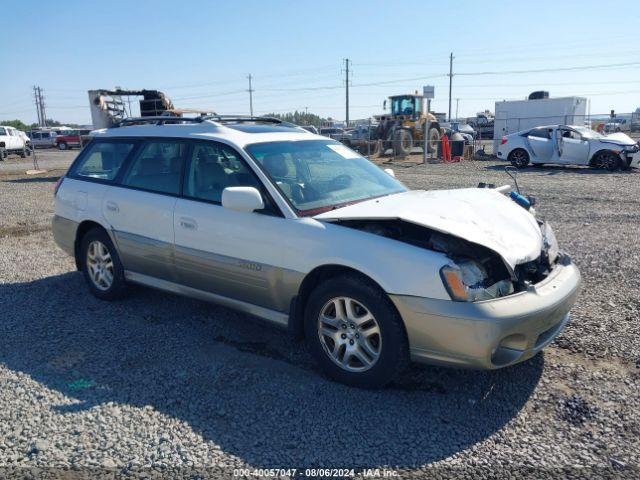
[71,141,135,181]
[120,140,187,195]
[0,128,6,135]
[528,128,551,139]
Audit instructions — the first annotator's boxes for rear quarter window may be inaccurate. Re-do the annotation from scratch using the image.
[70,141,135,181]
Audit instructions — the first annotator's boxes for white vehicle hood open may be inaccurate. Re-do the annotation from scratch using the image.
[316,189,543,271]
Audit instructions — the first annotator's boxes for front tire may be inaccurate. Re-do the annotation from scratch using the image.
[393,129,413,157]
[58,142,68,150]
[304,274,409,388]
[80,228,127,301]
[427,127,440,153]
[601,151,620,171]
[508,148,530,167]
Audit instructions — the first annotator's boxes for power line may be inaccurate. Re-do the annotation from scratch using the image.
[456,61,640,76]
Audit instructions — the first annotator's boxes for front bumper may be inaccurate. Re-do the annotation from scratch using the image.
[390,258,581,369]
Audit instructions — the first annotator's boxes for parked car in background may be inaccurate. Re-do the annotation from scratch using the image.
[28,130,57,148]
[300,125,319,134]
[319,127,345,141]
[467,112,494,139]
[0,125,32,159]
[55,129,92,150]
[442,122,475,144]
[342,124,379,154]
[498,125,640,170]
[603,121,630,134]
[52,115,580,388]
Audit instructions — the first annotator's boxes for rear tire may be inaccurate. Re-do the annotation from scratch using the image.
[304,274,409,388]
[508,148,530,167]
[393,129,413,157]
[58,142,68,150]
[79,228,127,301]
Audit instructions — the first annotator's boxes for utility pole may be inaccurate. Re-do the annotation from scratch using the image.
[33,86,47,127]
[247,74,254,116]
[39,87,47,126]
[455,98,459,121]
[33,86,42,126]
[344,58,350,126]
[448,52,454,122]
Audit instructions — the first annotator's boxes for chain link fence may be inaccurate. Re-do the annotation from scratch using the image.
[332,111,640,165]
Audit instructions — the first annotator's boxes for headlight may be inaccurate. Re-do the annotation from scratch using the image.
[440,259,513,302]
[541,222,559,265]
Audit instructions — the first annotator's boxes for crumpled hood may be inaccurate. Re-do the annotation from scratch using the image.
[316,189,543,270]
[603,132,637,146]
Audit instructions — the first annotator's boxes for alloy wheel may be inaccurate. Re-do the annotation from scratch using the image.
[86,240,114,291]
[511,150,528,167]
[317,296,382,372]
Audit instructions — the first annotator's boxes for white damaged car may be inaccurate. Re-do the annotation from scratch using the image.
[498,124,640,170]
[53,116,581,388]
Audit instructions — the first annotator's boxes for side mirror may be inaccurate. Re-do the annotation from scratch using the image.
[221,187,264,213]
[384,168,396,177]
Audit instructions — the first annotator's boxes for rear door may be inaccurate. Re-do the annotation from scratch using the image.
[103,139,188,281]
[525,127,553,161]
[173,140,291,311]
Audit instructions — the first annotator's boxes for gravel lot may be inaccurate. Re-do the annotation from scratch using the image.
[0,151,638,478]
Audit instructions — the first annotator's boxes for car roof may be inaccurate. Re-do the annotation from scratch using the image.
[90,120,321,148]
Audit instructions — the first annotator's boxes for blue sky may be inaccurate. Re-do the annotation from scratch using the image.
[1,0,639,125]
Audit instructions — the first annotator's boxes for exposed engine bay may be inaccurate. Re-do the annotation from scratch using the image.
[336,218,557,299]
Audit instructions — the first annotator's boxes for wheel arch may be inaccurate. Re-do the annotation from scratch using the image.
[288,264,391,340]
[73,220,113,270]
[589,148,618,166]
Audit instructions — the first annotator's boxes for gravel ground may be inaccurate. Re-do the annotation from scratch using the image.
[0,151,638,479]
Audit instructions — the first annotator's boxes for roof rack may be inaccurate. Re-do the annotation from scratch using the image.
[110,116,208,128]
[109,114,298,129]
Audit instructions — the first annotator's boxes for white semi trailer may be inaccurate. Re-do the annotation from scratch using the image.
[493,96,587,151]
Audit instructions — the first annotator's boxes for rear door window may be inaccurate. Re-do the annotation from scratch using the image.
[71,141,135,181]
[528,128,551,139]
[120,140,188,195]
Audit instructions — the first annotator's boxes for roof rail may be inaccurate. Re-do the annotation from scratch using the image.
[203,115,297,126]
[110,116,207,128]
[109,114,300,129]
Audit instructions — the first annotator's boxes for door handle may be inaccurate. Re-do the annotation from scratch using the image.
[106,201,119,213]
[179,217,198,230]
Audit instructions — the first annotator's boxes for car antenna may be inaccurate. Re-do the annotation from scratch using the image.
[504,166,520,194]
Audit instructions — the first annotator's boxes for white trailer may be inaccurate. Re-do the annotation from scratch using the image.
[493,96,587,151]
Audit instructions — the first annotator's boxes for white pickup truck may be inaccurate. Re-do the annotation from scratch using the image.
[0,126,32,160]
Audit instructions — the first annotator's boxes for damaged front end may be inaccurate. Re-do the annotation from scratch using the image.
[336,218,560,302]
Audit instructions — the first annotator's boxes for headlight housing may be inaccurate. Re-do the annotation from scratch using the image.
[440,259,513,302]
[541,222,559,265]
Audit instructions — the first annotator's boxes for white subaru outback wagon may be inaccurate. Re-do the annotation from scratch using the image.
[53,116,581,388]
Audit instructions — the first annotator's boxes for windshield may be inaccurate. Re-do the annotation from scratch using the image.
[246,140,407,216]
[573,126,603,139]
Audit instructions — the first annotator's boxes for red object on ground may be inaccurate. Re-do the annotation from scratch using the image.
[441,134,451,162]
